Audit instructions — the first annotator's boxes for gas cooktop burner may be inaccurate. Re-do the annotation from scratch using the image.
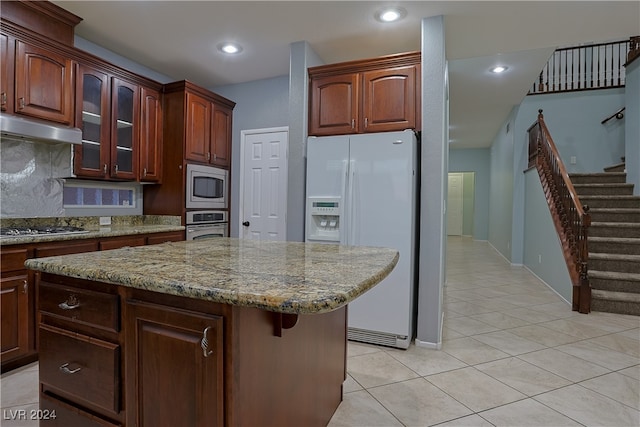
[0,225,89,238]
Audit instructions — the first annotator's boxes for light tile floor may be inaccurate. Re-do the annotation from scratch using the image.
[328,237,640,426]
[1,237,638,426]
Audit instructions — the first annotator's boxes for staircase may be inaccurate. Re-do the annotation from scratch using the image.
[570,162,640,315]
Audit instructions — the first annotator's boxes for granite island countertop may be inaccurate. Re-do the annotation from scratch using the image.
[0,215,184,246]
[25,238,399,314]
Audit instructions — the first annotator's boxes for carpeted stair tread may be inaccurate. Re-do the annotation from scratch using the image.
[588,236,640,244]
[589,270,640,282]
[591,221,640,228]
[589,252,640,261]
[592,289,640,303]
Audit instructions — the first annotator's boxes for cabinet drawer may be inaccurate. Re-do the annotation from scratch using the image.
[99,236,146,251]
[40,393,122,427]
[39,325,120,413]
[146,231,184,245]
[1,248,28,273]
[39,282,119,333]
[35,240,98,258]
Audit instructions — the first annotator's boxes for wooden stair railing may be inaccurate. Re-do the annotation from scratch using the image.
[527,110,591,313]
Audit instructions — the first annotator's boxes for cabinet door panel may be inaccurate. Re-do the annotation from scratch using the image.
[0,274,29,361]
[99,236,146,251]
[111,77,139,180]
[309,73,359,136]
[125,300,224,427]
[362,65,416,133]
[139,86,162,182]
[211,103,231,167]
[1,33,13,112]
[185,92,211,163]
[75,65,110,178]
[14,41,73,124]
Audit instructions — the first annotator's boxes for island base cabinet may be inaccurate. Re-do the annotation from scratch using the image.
[124,300,224,427]
[230,306,347,427]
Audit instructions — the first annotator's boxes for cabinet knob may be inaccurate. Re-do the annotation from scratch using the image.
[1,92,6,106]
[18,97,25,110]
[143,167,147,177]
[22,280,27,294]
[242,221,250,227]
[201,326,214,358]
[114,164,119,174]
[364,117,368,128]
[351,119,355,129]
[103,164,108,175]
[207,152,211,161]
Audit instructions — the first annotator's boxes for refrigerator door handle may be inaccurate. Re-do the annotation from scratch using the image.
[341,159,349,245]
[348,159,356,245]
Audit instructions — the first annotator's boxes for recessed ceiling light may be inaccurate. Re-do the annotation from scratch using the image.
[490,66,508,74]
[218,42,242,54]
[375,7,407,23]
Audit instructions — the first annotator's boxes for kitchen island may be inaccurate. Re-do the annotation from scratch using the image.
[25,238,398,427]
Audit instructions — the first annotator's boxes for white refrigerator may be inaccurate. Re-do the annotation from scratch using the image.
[305,130,418,349]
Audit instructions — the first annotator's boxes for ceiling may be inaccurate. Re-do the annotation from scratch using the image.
[52,1,639,149]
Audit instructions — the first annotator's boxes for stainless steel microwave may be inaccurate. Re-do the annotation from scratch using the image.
[185,164,228,209]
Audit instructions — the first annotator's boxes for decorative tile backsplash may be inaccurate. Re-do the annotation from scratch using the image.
[0,139,73,218]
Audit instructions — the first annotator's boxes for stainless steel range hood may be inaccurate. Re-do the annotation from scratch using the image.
[0,114,82,145]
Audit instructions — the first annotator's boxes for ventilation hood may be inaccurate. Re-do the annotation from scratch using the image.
[0,114,82,145]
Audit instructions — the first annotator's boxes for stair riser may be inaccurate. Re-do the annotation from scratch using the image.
[570,175,627,184]
[590,226,640,238]
[589,212,640,222]
[589,258,640,274]
[575,186,634,196]
[591,299,640,315]
[590,277,640,293]
[589,241,640,255]
[581,198,640,208]
[603,165,626,173]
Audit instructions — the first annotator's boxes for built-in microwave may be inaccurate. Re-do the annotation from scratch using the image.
[185,164,228,209]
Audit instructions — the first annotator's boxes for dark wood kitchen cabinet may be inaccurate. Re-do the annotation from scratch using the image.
[309,51,421,136]
[168,81,235,169]
[1,32,13,112]
[144,81,235,219]
[139,86,163,182]
[13,40,75,125]
[74,63,162,182]
[0,248,33,371]
[125,300,224,427]
[38,274,123,426]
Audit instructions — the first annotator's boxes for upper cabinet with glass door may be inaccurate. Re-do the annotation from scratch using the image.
[74,63,160,182]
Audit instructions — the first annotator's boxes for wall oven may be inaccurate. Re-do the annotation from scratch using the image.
[185,210,228,240]
[186,164,228,210]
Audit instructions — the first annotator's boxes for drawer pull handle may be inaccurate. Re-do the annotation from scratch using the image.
[201,326,213,358]
[59,295,80,310]
[59,363,81,374]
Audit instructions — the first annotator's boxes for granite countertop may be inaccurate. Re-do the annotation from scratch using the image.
[25,238,399,314]
[0,215,184,245]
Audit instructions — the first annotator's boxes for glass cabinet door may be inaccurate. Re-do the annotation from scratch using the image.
[74,65,110,178]
[111,77,139,180]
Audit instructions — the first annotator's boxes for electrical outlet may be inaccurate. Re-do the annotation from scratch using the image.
[99,216,112,226]
[570,156,577,164]
[538,254,542,263]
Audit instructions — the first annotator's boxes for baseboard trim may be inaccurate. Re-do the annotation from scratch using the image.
[414,339,441,350]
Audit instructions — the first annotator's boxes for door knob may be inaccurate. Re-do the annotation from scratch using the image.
[242,221,250,227]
